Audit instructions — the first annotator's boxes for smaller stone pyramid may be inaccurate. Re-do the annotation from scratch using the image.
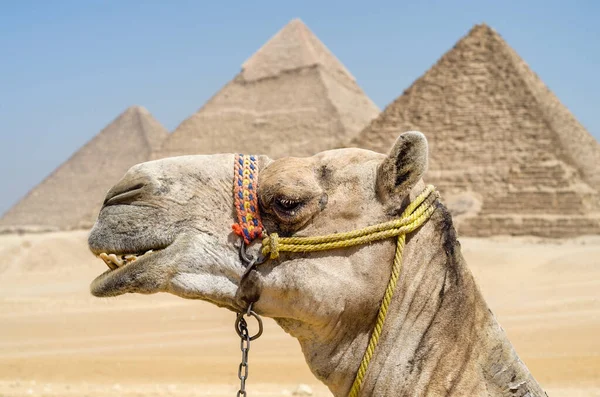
[0,106,168,231]
[155,18,379,160]
[353,24,600,237]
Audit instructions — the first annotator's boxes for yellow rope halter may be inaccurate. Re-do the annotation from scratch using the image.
[261,185,439,396]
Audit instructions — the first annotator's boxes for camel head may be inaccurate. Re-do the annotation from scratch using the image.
[89,131,428,316]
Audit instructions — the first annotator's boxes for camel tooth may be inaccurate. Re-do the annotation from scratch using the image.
[124,254,137,262]
[144,250,153,255]
[99,253,117,270]
[107,254,124,267]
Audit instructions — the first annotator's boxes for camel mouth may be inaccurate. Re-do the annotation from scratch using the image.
[90,240,177,297]
[96,249,160,271]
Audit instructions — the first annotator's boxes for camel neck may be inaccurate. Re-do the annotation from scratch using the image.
[294,204,546,396]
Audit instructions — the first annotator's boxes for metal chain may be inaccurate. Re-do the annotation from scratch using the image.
[236,316,251,397]
[234,303,263,396]
[235,242,266,397]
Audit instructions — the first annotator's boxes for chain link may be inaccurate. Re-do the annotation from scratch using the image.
[234,304,263,396]
[236,317,251,397]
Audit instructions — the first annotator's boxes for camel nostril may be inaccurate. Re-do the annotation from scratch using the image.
[103,183,146,206]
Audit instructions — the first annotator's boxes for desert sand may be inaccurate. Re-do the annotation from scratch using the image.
[0,231,599,396]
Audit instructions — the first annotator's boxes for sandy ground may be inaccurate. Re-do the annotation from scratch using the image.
[0,231,599,396]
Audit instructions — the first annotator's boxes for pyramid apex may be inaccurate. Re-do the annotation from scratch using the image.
[103,106,167,150]
[287,17,306,26]
[463,23,503,41]
[240,19,355,82]
[123,105,150,116]
[471,22,493,31]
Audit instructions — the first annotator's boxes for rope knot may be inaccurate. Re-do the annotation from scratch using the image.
[267,233,279,259]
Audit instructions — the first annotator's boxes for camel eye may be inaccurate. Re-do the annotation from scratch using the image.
[273,196,303,216]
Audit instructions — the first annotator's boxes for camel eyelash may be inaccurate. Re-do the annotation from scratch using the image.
[274,197,304,212]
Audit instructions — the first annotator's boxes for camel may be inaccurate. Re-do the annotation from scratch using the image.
[88,131,547,396]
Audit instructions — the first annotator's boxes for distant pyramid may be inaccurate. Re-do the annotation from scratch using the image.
[353,24,600,237]
[0,106,168,231]
[155,18,379,159]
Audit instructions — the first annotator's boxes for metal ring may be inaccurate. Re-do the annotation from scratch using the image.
[240,241,267,267]
[241,257,257,280]
[235,310,263,341]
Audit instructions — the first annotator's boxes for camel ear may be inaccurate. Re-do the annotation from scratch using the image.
[376,131,428,201]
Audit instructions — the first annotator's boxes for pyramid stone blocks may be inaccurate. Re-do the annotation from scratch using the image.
[353,24,600,237]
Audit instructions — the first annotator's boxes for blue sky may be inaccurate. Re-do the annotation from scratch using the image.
[1,1,599,215]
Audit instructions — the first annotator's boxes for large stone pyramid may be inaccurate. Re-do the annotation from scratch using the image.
[155,18,379,159]
[353,24,600,237]
[0,106,168,232]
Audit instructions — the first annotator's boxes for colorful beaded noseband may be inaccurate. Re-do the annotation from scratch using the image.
[232,154,265,244]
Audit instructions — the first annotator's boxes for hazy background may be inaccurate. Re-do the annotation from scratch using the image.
[1,0,599,215]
